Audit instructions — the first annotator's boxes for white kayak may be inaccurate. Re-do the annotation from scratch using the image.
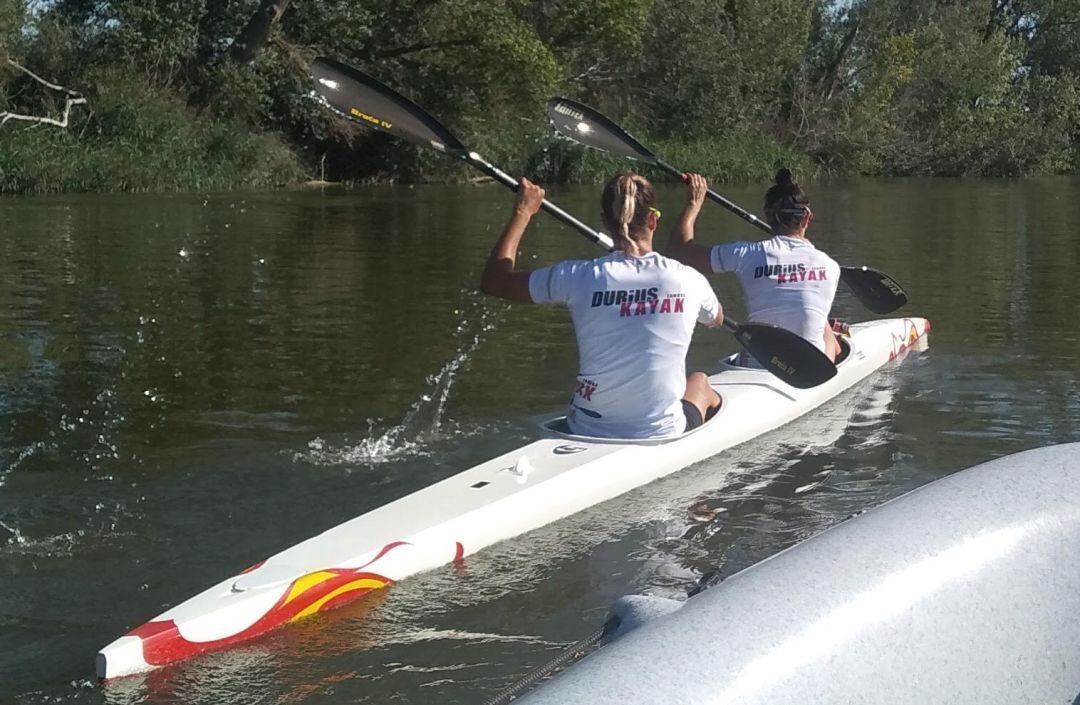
[513,442,1080,705]
[96,317,931,680]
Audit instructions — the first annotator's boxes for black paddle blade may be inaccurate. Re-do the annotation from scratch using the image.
[547,97,657,163]
[732,322,837,389]
[839,266,909,315]
[311,57,467,154]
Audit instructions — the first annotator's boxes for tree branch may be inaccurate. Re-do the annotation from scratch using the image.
[1,59,88,129]
[819,19,860,101]
[374,39,475,59]
[231,0,292,65]
[5,59,81,96]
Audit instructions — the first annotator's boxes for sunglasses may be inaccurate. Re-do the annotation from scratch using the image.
[780,205,812,224]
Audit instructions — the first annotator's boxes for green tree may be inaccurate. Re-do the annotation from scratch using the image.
[790,0,1079,175]
[4,0,1079,191]
[0,0,24,60]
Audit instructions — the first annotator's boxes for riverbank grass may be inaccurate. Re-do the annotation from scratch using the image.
[0,70,304,195]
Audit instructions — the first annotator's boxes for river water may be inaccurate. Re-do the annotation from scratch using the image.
[1,178,1078,704]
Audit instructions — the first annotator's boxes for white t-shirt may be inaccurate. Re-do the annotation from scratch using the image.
[529,251,720,440]
[710,236,840,353]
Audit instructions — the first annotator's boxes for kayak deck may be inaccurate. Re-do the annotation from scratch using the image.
[96,317,931,680]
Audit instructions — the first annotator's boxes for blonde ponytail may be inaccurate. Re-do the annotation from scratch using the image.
[601,173,656,250]
[617,176,637,248]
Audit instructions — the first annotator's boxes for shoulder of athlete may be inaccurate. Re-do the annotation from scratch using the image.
[812,247,841,270]
[790,235,838,262]
[715,238,764,259]
[681,263,719,298]
[718,239,762,252]
[552,257,602,274]
[655,251,713,279]
[532,257,600,292]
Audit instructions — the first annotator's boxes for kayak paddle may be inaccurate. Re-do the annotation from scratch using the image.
[546,97,909,315]
[310,58,836,389]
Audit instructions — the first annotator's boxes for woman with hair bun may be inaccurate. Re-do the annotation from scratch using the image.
[667,169,842,362]
[480,174,725,440]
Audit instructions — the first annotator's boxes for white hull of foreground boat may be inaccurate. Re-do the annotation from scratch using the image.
[514,442,1080,705]
[96,317,930,680]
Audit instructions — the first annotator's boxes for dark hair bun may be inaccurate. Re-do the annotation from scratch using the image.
[764,167,808,230]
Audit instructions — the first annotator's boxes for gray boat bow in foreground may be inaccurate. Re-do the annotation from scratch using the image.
[515,443,1080,705]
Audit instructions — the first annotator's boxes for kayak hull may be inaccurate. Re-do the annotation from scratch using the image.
[96,317,930,679]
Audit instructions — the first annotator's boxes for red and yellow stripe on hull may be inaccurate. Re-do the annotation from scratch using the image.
[889,319,931,361]
[121,539,465,671]
[128,571,391,668]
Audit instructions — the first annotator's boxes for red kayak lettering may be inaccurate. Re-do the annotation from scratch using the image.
[575,378,598,401]
[619,296,684,317]
[777,268,827,284]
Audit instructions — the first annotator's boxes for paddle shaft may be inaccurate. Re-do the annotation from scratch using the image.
[463,152,616,251]
[653,159,773,235]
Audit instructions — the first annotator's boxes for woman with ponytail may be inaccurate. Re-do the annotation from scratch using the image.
[480,174,725,440]
[667,169,842,362]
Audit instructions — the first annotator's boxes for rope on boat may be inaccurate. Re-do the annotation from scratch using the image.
[479,615,621,705]
[687,567,726,597]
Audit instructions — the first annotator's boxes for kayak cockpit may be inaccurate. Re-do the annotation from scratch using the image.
[835,336,852,365]
[538,400,725,446]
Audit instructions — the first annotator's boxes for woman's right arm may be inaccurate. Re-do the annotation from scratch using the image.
[480,178,545,303]
[665,173,713,274]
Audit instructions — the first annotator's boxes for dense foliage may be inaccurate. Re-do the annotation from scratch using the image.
[1,0,1078,193]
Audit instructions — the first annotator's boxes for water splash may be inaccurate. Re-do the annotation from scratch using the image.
[0,518,25,545]
[296,295,504,467]
[298,420,426,467]
[0,517,79,555]
[57,387,124,472]
[0,441,47,487]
